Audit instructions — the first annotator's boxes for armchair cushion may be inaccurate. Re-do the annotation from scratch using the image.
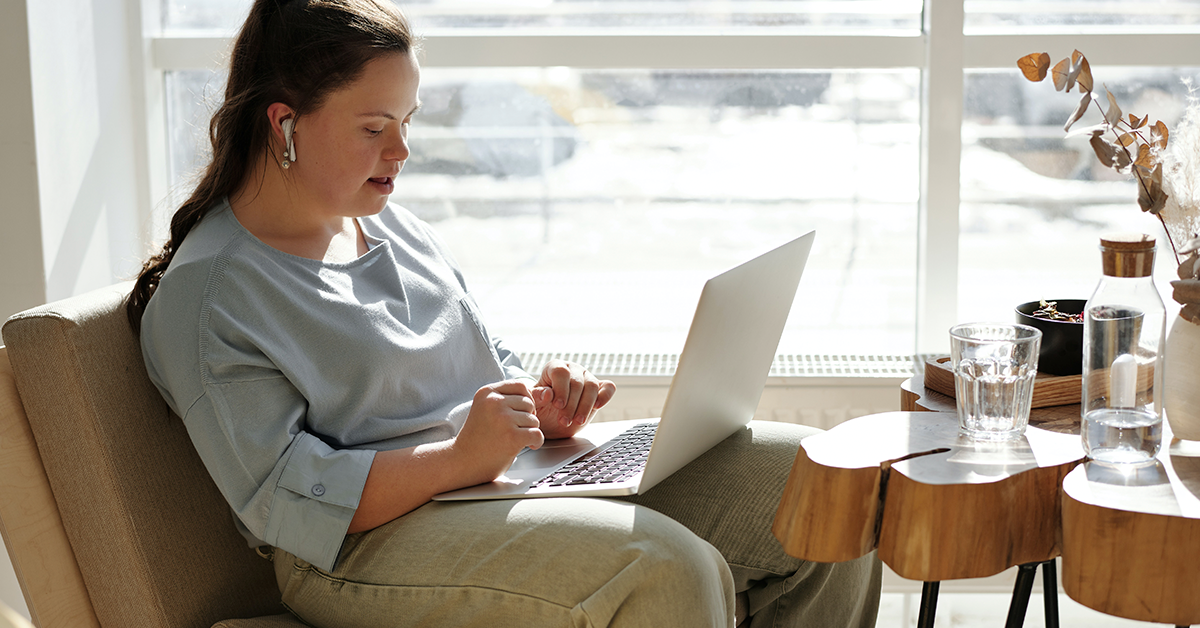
[2,284,298,628]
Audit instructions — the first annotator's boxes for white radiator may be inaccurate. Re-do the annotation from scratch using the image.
[516,353,919,430]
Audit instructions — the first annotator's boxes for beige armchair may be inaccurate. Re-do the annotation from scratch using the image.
[0,284,305,628]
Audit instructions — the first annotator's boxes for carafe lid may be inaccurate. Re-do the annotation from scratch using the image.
[1100,233,1155,277]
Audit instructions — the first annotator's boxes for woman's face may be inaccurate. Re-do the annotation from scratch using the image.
[291,51,421,218]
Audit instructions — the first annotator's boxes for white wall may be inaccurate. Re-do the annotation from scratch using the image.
[0,0,46,344]
[0,1,43,616]
[26,0,147,304]
[1,0,152,619]
[0,0,149,342]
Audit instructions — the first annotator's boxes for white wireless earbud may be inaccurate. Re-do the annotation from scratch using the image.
[281,118,297,168]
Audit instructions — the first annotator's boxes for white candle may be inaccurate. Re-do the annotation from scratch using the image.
[1110,353,1137,408]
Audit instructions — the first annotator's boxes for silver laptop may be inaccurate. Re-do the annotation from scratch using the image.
[432,231,815,501]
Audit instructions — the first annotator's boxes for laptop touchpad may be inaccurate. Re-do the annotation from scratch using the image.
[508,440,595,471]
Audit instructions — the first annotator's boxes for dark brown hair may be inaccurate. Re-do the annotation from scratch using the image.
[126,0,417,332]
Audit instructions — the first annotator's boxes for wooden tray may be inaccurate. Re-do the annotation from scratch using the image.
[924,356,1081,409]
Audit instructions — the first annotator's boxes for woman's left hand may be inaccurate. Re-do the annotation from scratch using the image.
[532,359,616,440]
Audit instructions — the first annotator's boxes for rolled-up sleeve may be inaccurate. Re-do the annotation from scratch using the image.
[492,336,534,381]
[185,378,375,571]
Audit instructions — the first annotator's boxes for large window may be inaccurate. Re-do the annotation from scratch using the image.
[167,65,920,354]
[149,0,1200,357]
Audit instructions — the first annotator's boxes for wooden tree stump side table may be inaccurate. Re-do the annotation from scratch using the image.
[903,366,1200,627]
[1061,437,1200,628]
[773,411,1084,628]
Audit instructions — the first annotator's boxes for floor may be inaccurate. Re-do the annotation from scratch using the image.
[0,590,1180,627]
[876,592,1179,627]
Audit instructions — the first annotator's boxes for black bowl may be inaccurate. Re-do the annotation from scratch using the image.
[1015,299,1085,376]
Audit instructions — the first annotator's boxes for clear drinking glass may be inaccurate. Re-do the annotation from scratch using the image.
[950,323,1043,440]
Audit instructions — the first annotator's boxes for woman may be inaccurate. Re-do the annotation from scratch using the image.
[129,1,882,626]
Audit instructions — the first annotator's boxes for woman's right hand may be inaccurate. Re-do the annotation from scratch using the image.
[452,380,545,485]
[349,380,542,533]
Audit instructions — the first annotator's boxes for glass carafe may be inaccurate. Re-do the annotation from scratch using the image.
[1081,234,1166,466]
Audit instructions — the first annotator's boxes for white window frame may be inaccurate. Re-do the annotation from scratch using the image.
[137,0,1200,355]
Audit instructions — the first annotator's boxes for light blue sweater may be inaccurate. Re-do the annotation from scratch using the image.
[141,199,530,571]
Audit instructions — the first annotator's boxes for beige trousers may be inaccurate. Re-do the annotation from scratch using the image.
[273,421,882,627]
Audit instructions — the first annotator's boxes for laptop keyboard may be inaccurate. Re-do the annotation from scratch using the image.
[532,422,658,488]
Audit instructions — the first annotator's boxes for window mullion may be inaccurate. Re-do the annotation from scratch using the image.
[132,0,169,249]
[963,32,1200,68]
[419,33,925,69]
[151,30,1200,72]
[917,0,964,355]
[152,33,926,71]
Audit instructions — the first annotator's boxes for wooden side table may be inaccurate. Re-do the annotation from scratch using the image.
[898,371,1085,625]
[1061,436,1200,628]
[773,411,1084,628]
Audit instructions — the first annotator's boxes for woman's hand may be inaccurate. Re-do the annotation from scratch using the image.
[452,380,546,486]
[532,360,617,440]
[351,380,544,533]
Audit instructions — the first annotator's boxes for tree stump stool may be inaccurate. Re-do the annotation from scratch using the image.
[1061,437,1200,628]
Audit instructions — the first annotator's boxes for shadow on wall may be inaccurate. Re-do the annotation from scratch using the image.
[28,0,144,304]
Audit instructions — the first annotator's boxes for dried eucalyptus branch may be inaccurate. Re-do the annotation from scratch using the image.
[1018,50,1179,262]
[1161,84,1200,256]
[1174,237,1200,320]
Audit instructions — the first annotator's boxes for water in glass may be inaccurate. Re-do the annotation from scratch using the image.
[954,356,1037,440]
[1082,407,1162,466]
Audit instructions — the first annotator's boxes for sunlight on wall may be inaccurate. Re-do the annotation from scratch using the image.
[28,0,101,284]
[23,0,146,303]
